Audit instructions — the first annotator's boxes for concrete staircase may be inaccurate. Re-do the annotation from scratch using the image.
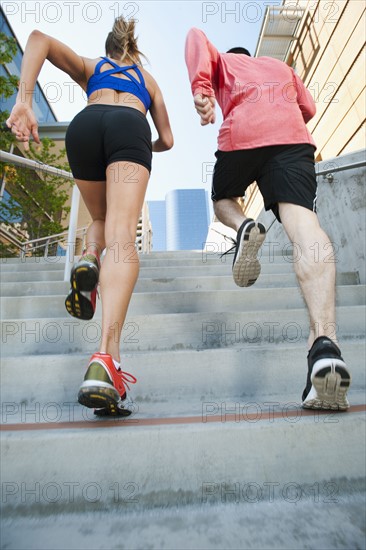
[1,250,365,550]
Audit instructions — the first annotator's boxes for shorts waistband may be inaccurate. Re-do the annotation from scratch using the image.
[84,104,147,119]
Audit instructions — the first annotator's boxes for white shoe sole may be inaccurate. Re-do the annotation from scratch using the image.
[233,222,266,287]
[302,358,351,410]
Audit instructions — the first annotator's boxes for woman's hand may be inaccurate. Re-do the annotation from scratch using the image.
[193,94,216,125]
[6,103,40,151]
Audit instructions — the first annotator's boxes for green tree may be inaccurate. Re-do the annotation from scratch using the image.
[0,32,72,257]
[1,138,71,241]
[0,31,17,151]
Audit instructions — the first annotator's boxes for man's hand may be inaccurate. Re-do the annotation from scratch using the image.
[6,104,40,152]
[194,94,216,126]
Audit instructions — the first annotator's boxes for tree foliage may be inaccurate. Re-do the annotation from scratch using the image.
[0,32,17,151]
[0,32,72,257]
[1,139,71,239]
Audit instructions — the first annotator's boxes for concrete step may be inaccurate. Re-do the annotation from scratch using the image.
[2,393,365,430]
[0,263,300,283]
[0,254,294,272]
[1,248,293,265]
[0,270,66,283]
[0,263,302,284]
[1,285,365,320]
[1,491,365,550]
[1,407,365,509]
[1,252,216,264]
[0,271,360,297]
[1,249,364,545]
[135,263,306,278]
[1,341,364,406]
[1,306,365,356]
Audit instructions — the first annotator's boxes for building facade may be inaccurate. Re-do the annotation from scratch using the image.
[1,6,57,125]
[165,189,210,251]
[1,6,60,253]
[148,200,167,251]
[243,0,365,220]
[285,0,365,161]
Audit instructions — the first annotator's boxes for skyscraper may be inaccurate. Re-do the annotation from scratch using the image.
[147,200,167,251]
[166,189,210,251]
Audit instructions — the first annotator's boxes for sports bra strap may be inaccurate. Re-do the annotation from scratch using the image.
[97,57,144,86]
[132,66,146,87]
[94,58,107,75]
[86,57,151,110]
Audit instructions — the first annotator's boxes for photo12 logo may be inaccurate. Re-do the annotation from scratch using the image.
[201,481,340,504]
[1,481,140,505]
[2,2,140,24]
[201,1,283,24]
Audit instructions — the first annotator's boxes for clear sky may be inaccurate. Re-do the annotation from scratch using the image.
[4,0,269,202]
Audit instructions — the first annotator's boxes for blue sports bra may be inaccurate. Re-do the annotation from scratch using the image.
[86,57,151,111]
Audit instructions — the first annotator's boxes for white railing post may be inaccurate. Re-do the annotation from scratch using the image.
[64,184,80,282]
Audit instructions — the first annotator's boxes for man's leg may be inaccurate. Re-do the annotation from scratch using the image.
[213,197,266,288]
[213,197,249,231]
[278,202,351,410]
[278,202,336,348]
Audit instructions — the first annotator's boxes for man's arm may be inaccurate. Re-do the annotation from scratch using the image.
[185,28,219,125]
[292,70,316,123]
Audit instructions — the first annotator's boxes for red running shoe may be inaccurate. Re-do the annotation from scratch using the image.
[78,352,137,416]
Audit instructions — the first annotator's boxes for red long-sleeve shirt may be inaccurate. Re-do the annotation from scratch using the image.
[185,28,317,151]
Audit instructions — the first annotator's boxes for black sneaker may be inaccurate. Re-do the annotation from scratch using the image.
[232,219,266,287]
[302,336,351,410]
[65,253,100,320]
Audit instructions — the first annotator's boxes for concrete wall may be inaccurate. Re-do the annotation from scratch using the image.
[258,149,366,283]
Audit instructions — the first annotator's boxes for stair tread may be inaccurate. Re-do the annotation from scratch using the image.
[1,247,364,522]
[2,394,365,429]
[2,492,365,550]
[1,285,365,320]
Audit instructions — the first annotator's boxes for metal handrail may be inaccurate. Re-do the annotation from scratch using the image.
[265,157,366,232]
[315,160,366,176]
[0,149,78,279]
[1,150,152,280]
[0,223,88,257]
[0,150,74,180]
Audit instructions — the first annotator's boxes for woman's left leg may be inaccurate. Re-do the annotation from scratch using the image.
[99,161,150,362]
[74,178,107,257]
[65,179,106,320]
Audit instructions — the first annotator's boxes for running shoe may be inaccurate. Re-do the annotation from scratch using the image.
[78,352,137,416]
[222,219,266,287]
[302,336,351,410]
[65,253,100,320]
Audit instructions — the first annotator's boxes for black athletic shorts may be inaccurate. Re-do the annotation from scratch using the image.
[65,104,152,180]
[211,144,317,222]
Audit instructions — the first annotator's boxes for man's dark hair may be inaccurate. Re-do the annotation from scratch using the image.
[226,47,251,56]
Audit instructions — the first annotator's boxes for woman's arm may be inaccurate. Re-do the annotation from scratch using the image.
[6,30,87,149]
[147,76,174,152]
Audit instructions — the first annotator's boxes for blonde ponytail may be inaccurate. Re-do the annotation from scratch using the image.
[105,17,146,65]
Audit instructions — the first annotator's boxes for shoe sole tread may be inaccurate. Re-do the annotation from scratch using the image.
[233,222,266,287]
[302,359,351,410]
